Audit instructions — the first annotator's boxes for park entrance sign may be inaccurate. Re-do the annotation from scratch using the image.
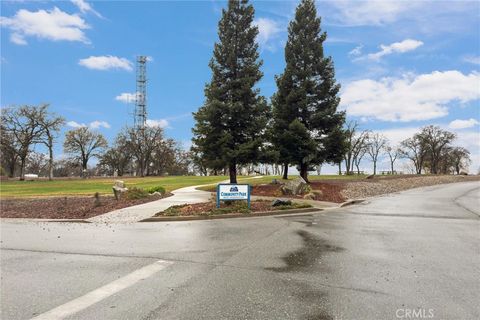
[216,184,251,208]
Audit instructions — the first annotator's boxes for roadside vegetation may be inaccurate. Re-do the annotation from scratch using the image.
[0,176,227,199]
[157,200,312,217]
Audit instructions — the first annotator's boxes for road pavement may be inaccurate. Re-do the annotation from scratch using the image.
[1,181,479,320]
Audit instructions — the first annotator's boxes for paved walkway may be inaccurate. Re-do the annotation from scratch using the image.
[88,185,214,224]
[87,176,338,223]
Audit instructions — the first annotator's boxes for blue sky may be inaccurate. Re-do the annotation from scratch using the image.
[1,0,479,173]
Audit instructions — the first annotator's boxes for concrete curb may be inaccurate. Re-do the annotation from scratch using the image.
[0,218,91,223]
[340,199,366,207]
[139,207,320,222]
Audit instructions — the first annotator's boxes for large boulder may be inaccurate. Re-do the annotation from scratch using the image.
[112,180,128,200]
[303,193,315,200]
[272,198,292,207]
[280,177,309,195]
[459,170,469,176]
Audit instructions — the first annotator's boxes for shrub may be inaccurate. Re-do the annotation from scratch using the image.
[125,187,149,200]
[93,192,101,207]
[146,186,166,195]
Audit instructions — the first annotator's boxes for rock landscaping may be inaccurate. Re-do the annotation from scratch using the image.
[156,200,312,217]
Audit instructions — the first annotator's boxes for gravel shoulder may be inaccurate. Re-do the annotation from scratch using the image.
[341,175,480,200]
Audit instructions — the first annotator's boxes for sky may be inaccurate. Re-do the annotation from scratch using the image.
[1,0,479,173]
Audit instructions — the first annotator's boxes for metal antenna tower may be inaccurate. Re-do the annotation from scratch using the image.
[134,56,147,129]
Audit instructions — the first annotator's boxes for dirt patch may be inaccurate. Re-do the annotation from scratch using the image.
[0,194,170,219]
[156,200,311,217]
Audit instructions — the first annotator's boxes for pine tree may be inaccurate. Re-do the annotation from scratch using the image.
[271,0,345,182]
[192,0,268,183]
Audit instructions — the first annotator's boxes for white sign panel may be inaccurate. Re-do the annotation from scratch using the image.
[218,184,249,200]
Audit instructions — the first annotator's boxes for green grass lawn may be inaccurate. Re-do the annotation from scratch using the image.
[238,174,366,184]
[0,176,228,199]
[0,174,366,199]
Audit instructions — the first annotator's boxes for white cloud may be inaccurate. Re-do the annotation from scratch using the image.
[341,70,480,122]
[115,92,137,103]
[67,120,86,128]
[328,1,421,26]
[71,0,102,18]
[349,45,363,56]
[463,55,480,65]
[146,119,169,128]
[254,17,282,51]
[366,39,423,60]
[78,55,133,71]
[67,120,110,129]
[0,7,90,45]
[448,118,480,130]
[89,120,110,129]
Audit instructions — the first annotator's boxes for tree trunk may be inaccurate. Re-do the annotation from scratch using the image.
[82,160,88,178]
[338,162,342,175]
[229,162,237,183]
[19,157,26,181]
[300,163,309,183]
[282,162,288,180]
[48,141,54,181]
[373,161,377,175]
[391,161,394,175]
[8,159,16,178]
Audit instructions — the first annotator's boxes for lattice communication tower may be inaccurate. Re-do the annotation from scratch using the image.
[134,56,147,128]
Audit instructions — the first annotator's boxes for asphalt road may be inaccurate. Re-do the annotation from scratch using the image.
[1,181,479,320]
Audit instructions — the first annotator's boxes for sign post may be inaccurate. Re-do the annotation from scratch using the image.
[216,184,251,208]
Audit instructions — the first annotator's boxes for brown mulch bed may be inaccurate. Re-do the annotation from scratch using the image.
[0,194,170,219]
[156,200,311,217]
[251,182,346,203]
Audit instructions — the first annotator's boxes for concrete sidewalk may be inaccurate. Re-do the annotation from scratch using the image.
[88,185,213,224]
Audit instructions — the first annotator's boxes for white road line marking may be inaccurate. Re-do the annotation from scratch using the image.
[31,260,172,320]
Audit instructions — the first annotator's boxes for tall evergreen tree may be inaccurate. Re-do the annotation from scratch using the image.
[271,0,345,182]
[192,0,268,183]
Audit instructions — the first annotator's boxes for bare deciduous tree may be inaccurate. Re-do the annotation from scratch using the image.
[417,125,456,174]
[123,126,164,177]
[99,135,132,177]
[1,105,47,180]
[64,127,108,176]
[399,135,426,174]
[37,105,65,180]
[0,128,19,177]
[366,133,387,175]
[449,147,471,174]
[384,142,401,174]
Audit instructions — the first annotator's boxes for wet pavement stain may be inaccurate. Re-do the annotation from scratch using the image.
[267,230,344,273]
[303,311,334,320]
